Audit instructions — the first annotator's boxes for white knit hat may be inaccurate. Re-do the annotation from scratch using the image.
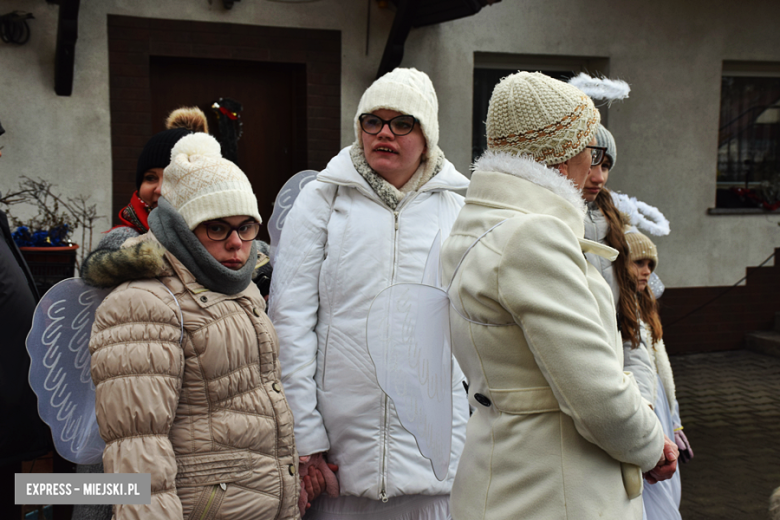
[354,67,439,153]
[162,133,262,230]
[486,71,600,165]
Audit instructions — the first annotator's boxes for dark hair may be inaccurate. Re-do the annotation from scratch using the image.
[595,188,641,348]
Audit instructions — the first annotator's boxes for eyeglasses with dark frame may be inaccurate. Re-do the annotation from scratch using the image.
[586,145,608,167]
[202,220,261,242]
[358,113,418,137]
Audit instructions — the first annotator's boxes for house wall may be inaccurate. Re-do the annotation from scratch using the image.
[1,0,779,288]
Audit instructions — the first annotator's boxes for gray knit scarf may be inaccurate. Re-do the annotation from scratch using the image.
[148,197,257,295]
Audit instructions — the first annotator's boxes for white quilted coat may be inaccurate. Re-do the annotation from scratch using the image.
[269,146,470,500]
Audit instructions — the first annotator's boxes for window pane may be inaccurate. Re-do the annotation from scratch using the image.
[718,76,780,189]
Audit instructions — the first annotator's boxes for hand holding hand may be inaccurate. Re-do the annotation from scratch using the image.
[644,435,678,484]
[298,453,340,517]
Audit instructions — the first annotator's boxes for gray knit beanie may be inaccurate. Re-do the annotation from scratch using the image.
[595,124,617,169]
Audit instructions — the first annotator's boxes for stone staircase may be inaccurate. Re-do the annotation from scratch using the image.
[746,312,780,358]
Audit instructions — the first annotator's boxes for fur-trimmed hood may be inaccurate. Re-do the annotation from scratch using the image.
[472,150,587,218]
[81,235,170,288]
[81,233,271,290]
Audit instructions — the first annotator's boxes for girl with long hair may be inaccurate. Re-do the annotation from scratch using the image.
[623,231,693,520]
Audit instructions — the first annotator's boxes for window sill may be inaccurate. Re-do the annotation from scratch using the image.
[707,207,780,215]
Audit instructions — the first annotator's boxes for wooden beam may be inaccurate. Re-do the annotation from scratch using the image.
[54,0,80,96]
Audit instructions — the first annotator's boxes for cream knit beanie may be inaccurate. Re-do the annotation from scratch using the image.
[486,71,600,165]
[162,133,262,230]
[354,67,439,154]
[626,231,659,271]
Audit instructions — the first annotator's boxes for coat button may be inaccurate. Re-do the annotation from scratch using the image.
[288,464,296,476]
[474,393,491,407]
[200,296,208,303]
[272,382,282,393]
[253,307,261,317]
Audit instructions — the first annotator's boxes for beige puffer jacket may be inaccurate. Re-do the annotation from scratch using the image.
[87,233,299,520]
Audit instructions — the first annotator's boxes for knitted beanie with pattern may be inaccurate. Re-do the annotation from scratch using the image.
[595,124,617,169]
[162,133,261,230]
[486,71,600,165]
[625,231,659,271]
[354,67,439,156]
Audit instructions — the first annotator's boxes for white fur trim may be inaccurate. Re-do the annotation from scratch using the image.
[472,151,587,217]
[611,192,670,236]
[170,132,222,161]
[641,322,677,411]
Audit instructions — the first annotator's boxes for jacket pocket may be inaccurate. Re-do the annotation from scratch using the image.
[318,325,331,391]
[175,451,252,489]
[187,483,228,520]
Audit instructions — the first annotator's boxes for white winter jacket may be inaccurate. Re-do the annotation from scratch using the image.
[584,201,619,305]
[269,146,470,501]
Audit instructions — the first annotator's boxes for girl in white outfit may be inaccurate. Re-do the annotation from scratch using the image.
[269,68,469,520]
[623,231,694,520]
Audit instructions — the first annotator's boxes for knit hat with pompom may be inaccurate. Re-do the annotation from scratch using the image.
[162,133,261,229]
[486,71,600,165]
[135,107,210,190]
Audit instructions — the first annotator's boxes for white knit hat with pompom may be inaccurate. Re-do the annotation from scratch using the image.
[162,133,261,229]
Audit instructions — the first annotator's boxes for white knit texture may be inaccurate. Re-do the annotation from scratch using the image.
[162,133,261,229]
[354,67,439,154]
[486,71,600,165]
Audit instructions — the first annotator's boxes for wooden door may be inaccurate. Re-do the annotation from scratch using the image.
[149,56,307,242]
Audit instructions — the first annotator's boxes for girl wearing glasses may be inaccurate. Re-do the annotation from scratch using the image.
[85,133,300,520]
[269,68,469,519]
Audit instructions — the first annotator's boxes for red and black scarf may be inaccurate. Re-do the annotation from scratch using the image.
[113,191,151,234]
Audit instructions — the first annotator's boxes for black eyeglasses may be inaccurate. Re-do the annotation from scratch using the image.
[586,146,607,167]
[203,220,261,242]
[359,113,418,136]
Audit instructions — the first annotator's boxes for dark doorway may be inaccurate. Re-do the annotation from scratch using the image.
[107,16,341,234]
[150,57,307,241]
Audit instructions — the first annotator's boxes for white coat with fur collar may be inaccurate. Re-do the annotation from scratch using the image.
[441,152,664,520]
[268,146,470,500]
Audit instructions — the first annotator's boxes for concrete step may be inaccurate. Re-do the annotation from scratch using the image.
[746,330,780,358]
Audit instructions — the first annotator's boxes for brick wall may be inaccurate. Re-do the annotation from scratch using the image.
[107,15,341,225]
[661,248,780,354]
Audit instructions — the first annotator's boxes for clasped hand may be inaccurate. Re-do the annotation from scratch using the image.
[643,435,679,484]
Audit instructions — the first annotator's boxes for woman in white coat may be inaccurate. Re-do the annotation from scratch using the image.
[623,231,693,520]
[440,72,677,520]
[269,68,469,519]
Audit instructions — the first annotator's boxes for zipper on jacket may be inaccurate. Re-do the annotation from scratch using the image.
[198,484,225,520]
[390,211,399,281]
[380,394,389,503]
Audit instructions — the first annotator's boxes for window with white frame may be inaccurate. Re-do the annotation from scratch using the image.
[716,62,780,210]
[472,53,609,164]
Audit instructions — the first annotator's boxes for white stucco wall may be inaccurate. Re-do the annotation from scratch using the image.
[0,0,393,248]
[402,0,780,288]
[1,0,778,287]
